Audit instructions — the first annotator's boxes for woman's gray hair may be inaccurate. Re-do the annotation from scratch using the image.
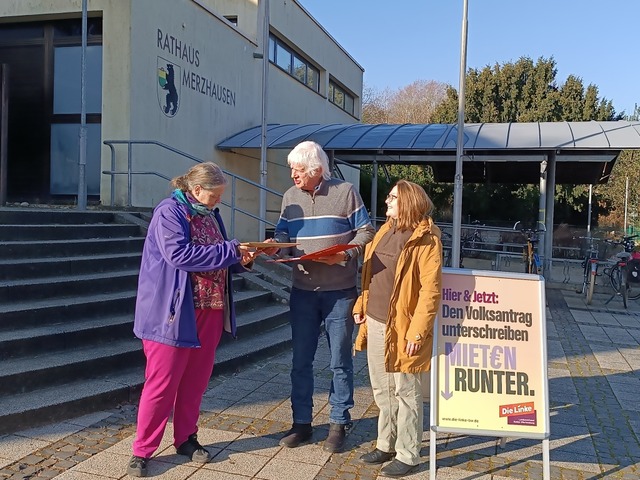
[287,141,331,180]
[171,162,228,191]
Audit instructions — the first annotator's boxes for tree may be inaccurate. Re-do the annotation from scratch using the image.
[361,80,449,216]
[432,56,619,124]
[363,80,448,124]
[430,56,622,226]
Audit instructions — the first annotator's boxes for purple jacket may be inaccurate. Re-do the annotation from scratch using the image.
[133,197,243,347]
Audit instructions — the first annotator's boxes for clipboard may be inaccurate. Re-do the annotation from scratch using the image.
[267,244,358,263]
[241,242,299,249]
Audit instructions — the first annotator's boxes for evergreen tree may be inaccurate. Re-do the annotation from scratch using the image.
[430,56,621,225]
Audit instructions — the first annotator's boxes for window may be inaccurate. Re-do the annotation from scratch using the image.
[328,80,355,115]
[224,16,238,26]
[269,34,319,92]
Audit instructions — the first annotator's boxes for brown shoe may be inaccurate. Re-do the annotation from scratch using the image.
[279,423,313,448]
[322,423,349,453]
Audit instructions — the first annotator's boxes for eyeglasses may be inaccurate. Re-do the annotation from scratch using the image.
[386,193,398,201]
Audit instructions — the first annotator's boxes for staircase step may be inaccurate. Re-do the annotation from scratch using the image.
[0,339,144,396]
[0,237,146,259]
[0,314,133,359]
[0,368,145,435]
[0,252,142,280]
[232,288,276,313]
[0,209,118,225]
[0,270,139,303]
[229,303,289,339]
[215,323,292,372]
[0,291,136,328]
[0,223,140,240]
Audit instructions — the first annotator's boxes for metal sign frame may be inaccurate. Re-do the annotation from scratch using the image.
[429,268,550,479]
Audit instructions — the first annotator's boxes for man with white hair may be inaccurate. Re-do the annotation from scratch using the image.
[269,141,374,453]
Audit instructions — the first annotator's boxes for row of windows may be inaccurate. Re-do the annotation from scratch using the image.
[329,81,354,116]
[268,34,319,92]
[268,34,355,116]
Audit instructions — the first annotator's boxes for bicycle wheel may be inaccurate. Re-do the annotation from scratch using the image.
[627,281,640,300]
[610,264,625,293]
[586,263,596,305]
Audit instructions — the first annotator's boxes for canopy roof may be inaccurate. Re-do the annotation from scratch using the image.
[217,121,640,184]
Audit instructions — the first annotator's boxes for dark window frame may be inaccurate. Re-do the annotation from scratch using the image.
[268,33,319,93]
[329,79,355,115]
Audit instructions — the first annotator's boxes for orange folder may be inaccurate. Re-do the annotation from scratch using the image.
[267,244,358,263]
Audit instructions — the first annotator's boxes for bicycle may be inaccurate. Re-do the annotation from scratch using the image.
[513,221,546,274]
[602,234,640,308]
[461,220,484,258]
[442,231,464,268]
[575,236,605,305]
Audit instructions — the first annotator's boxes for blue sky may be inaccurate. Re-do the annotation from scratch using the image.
[297,0,639,117]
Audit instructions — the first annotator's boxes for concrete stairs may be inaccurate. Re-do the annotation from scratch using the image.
[0,207,292,435]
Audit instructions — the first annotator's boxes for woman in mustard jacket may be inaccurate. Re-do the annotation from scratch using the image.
[353,180,442,477]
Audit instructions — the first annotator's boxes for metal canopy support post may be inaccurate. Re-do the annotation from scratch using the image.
[371,156,378,229]
[0,64,8,206]
[544,152,557,280]
[451,0,469,271]
[587,185,593,235]
[258,0,270,239]
[624,176,629,233]
[77,0,88,210]
[539,160,547,274]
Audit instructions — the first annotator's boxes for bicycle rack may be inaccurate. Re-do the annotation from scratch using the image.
[562,260,572,284]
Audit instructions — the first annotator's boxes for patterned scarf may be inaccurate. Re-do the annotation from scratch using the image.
[171,189,211,216]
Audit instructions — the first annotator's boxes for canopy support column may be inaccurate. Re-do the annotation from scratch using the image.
[543,152,557,280]
[371,156,379,229]
[538,159,547,274]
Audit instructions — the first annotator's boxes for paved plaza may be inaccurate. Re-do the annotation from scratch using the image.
[0,284,639,479]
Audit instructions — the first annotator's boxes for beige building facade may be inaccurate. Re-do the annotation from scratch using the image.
[0,0,363,239]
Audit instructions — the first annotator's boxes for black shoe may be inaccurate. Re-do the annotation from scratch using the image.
[126,455,148,477]
[359,448,395,464]
[380,459,418,477]
[280,423,313,448]
[322,422,350,453]
[176,433,211,463]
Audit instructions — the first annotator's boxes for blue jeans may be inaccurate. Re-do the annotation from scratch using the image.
[289,286,357,425]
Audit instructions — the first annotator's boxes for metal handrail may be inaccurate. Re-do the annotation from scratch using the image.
[102,139,283,237]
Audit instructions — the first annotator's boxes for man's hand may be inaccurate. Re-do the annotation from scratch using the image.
[260,238,280,257]
[313,251,349,265]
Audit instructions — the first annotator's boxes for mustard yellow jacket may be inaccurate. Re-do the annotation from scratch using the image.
[353,218,442,373]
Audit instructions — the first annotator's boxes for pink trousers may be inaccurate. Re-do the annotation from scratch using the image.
[132,309,224,458]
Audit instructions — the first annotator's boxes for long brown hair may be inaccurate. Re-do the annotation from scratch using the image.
[388,180,434,231]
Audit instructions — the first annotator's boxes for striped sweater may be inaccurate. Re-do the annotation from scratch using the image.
[274,177,375,291]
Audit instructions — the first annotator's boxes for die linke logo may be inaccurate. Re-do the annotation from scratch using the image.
[157,57,180,117]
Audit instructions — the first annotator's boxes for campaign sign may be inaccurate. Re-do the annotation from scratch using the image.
[432,268,549,439]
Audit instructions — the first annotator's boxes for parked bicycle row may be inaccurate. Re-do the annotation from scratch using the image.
[576,234,640,308]
[441,222,640,309]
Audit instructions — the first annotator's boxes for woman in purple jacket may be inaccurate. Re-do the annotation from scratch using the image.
[127,162,255,478]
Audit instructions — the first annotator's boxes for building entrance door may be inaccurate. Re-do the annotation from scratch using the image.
[0,18,102,204]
